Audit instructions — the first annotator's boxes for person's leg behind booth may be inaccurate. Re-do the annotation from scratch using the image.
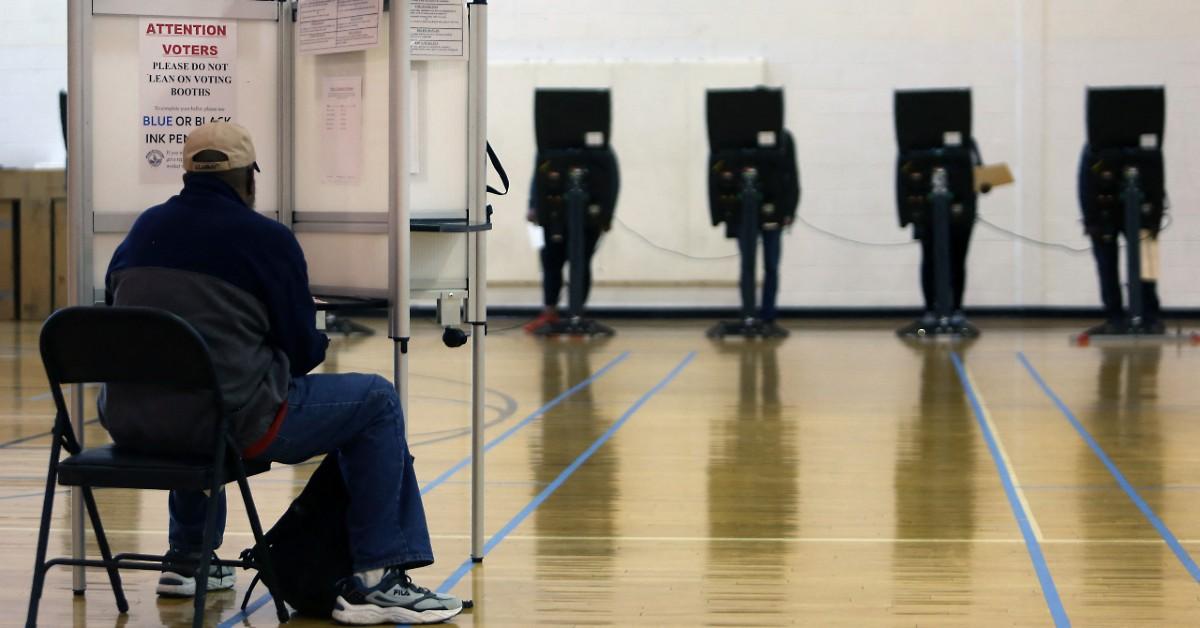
[527,239,567,332]
[737,224,759,320]
[949,221,974,318]
[760,228,782,323]
[917,230,937,319]
[1143,281,1163,332]
[1088,234,1125,334]
[577,229,602,307]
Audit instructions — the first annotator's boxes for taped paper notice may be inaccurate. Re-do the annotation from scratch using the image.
[300,0,382,55]
[321,76,364,184]
[412,0,467,60]
[138,19,237,183]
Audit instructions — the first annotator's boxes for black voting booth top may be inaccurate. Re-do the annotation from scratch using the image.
[893,89,981,230]
[530,89,620,237]
[1078,87,1167,236]
[705,88,800,236]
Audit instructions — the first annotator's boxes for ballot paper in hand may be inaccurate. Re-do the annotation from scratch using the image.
[527,224,545,250]
[974,163,1014,192]
[1140,231,1160,281]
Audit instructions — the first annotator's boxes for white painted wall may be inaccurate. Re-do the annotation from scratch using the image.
[0,1,66,169]
[485,0,1200,309]
[5,0,1198,308]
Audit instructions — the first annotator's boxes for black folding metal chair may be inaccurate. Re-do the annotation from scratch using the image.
[25,306,290,627]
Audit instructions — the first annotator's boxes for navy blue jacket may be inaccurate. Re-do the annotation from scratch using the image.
[101,174,328,453]
[106,174,327,376]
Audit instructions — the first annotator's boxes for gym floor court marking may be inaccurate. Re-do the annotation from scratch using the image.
[1018,351,1200,584]
[951,352,1069,628]
[433,352,696,596]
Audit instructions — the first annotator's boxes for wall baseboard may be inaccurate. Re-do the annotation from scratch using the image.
[343,305,1200,320]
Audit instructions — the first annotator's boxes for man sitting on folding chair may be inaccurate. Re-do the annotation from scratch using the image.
[98,122,462,624]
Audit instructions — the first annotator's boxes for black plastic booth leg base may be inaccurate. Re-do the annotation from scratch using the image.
[535,317,615,338]
[706,318,789,340]
[896,314,980,340]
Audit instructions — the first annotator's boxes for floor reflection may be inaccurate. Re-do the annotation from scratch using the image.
[530,339,617,617]
[704,340,798,613]
[1080,345,1164,614]
[891,341,977,616]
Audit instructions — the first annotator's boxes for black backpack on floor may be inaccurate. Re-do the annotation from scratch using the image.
[240,453,352,618]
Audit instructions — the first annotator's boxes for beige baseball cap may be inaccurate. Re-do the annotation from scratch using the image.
[183,121,260,173]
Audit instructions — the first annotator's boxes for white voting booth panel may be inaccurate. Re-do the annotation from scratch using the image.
[299,231,468,294]
[486,60,766,290]
[293,21,471,297]
[68,0,492,593]
[89,10,283,287]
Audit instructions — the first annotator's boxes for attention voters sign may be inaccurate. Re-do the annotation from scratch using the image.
[139,19,238,183]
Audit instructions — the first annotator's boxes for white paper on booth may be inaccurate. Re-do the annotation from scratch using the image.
[321,76,364,184]
[300,0,382,55]
[411,0,468,61]
[138,19,238,184]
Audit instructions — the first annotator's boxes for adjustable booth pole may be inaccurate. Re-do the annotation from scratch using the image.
[66,0,91,594]
[1121,167,1145,330]
[467,0,489,562]
[565,169,588,321]
[930,167,954,324]
[737,170,762,322]
[388,0,413,420]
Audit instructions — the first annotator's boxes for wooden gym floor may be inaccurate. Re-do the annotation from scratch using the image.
[2,317,1200,627]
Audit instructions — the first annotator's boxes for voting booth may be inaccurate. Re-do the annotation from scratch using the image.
[893,88,980,339]
[1080,86,1167,335]
[66,0,493,597]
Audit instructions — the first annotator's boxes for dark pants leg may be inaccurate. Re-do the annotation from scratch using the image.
[1090,234,1123,323]
[540,239,567,307]
[1143,281,1162,323]
[168,490,226,553]
[540,231,601,308]
[759,229,782,322]
[169,373,433,572]
[919,221,974,311]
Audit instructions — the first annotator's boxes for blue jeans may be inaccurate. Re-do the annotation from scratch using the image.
[168,373,434,572]
[737,228,782,322]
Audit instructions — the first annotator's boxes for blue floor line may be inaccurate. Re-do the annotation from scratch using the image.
[1017,351,1200,583]
[431,352,696,602]
[217,351,632,628]
[419,351,631,496]
[951,352,1070,627]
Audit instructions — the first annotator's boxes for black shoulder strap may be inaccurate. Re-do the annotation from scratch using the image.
[486,142,509,196]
